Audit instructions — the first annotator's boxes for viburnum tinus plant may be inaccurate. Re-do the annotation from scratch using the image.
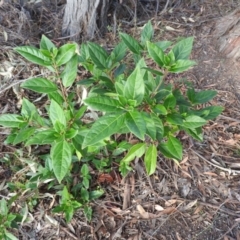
[0,21,223,222]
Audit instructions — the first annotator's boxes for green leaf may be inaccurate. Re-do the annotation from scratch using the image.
[25,129,58,145]
[164,94,176,109]
[147,41,165,67]
[141,21,154,45]
[184,127,203,141]
[143,67,163,76]
[40,35,56,51]
[21,78,58,93]
[151,114,164,141]
[144,144,157,175]
[153,104,167,115]
[65,206,74,223]
[0,199,8,215]
[122,143,146,163]
[48,91,64,105]
[55,43,77,66]
[159,136,182,160]
[120,143,146,176]
[0,114,24,128]
[4,231,18,240]
[183,115,206,129]
[124,58,145,105]
[81,164,89,176]
[142,113,156,140]
[84,96,122,112]
[89,189,104,200]
[187,89,218,105]
[191,106,224,120]
[125,111,146,140]
[155,41,172,51]
[166,113,183,125]
[110,42,127,63]
[65,128,78,139]
[74,105,87,119]
[172,37,194,60]
[51,140,72,183]
[49,100,66,127]
[61,55,78,87]
[169,59,196,73]
[62,186,70,201]
[120,32,142,54]
[82,112,126,148]
[21,98,43,125]
[88,42,108,69]
[13,127,35,145]
[21,98,37,117]
[14,46,51,66]
[54,121,66,133]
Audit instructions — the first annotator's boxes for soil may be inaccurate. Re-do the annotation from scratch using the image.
[1,0,240,240]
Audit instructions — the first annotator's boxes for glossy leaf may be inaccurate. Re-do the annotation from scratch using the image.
[191,106,223,120]
[13,127,35,145]
[88,42,108,69]
[51,140,72,183]
[142,113,156,140]
[0,199,8,215]
[172,37,194,60]
[4,231,18,240]
[143,67,163,76]
[21,98,44,125]
[187,89,218,105]
[84,96,122,112]
[49,100,66,127]
[21,78,58,93]
[125,111,146,140]
[155,41,172,51]
[21,98,37,117]
[89,189,104,200]
[151,114,164,141]
[159,136,182,160]
[25,129,58,145]
[74,105,87,119]
[110,42,127,63]
[166,113,183,125]
[144,144,157,175]
[141,21,154,45]
[147,41,165,67]
[120,143,146,176]
[55,43,77,66]
[48,91,64,105]
[124,58,145,105]
[14,46,51,66]
[61,55,78,87]
[0,114,24,128]
[184,127,203,141]
[82,112,126,148]
[164,94,176,109]
[169,59,196,73]
[154,104,167,115]
[40,35,56,51]
[183,115,206,129]
[122,143,146,163]
[120,32,142,54]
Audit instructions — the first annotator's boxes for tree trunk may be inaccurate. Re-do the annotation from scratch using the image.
[62,0,110,41]
[214,8,240,60]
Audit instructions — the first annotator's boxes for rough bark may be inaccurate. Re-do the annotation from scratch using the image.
[62,0,110,41]
[214,8,240,60]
